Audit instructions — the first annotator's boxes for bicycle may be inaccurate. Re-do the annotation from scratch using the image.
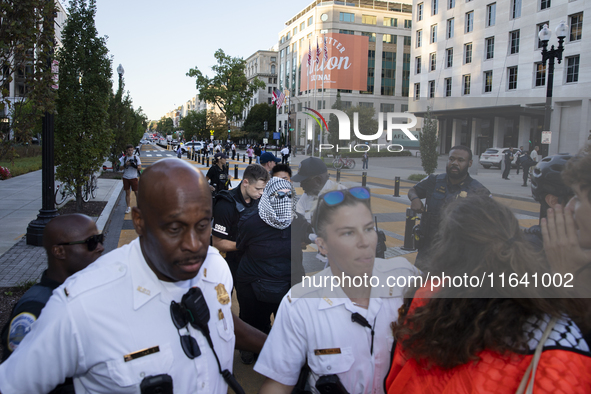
[55,181,91,206]
[86,173,98,199]
[332,155,356,170]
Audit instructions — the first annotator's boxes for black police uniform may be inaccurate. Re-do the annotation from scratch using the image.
[1,271,75,393]
[212,183,258,280]
[413,173,491,268]
[206,164,231,195]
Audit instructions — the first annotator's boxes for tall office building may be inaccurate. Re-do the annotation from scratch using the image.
[241,49,279,127]
[277,0,414,148]
[410,0,589,156]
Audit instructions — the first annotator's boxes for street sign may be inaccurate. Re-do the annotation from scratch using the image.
[273,132,280,140]
[210,135,214,140]
[541,131,552,144]
[263,138,268,144]
[210,130,215,136]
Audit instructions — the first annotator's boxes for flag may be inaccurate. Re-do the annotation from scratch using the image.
[271,89,278,104]
[307,40,311,67]
[275,89,285,109]
[323,35,328,64]
[316,38,320,65]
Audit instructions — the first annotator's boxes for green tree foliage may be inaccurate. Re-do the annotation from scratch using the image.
[327,91,343,153]
[242,103,275,141]
[180,110,208,140]
[0,0,56,160]
[156,117,174,135]
[418,107,439,175]
[54,0,112,211]
[344,105,378,145]
[187,49,265,129]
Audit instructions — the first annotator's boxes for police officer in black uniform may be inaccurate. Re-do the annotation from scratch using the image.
[206,153,231,195]
[211,164,270,281]
[408,145,491,269]
[1,214,104,393]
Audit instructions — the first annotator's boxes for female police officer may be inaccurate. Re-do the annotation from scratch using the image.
[254,187,419,394]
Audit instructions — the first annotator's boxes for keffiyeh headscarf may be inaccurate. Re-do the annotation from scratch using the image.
[258,177,293,230]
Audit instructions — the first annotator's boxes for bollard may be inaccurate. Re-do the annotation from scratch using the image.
[187,149,190,159]
[198,154,201,164]
[394,176,400,197]
[401,208,418,251]
[243,155,245,163]
[206,157,210,167]
[236,153,240,161]
[336,168,341,183]
[234,164,238,179]
[249,156,252,165]
[362,172,367,187]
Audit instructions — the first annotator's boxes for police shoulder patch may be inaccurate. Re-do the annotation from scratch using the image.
[7,312,37,351]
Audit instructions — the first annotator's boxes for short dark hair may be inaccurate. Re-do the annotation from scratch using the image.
[449,145,472,161]
[272,164,292,177]
[126,144,134,150]
[243,164,270,184]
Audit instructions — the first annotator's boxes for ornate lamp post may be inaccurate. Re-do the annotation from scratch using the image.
[117,63,124,85]
[538,21,568,157]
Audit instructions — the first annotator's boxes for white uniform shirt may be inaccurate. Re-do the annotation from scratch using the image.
[295,179,346,223]
[254,258,420,394]
[0,239,235,394]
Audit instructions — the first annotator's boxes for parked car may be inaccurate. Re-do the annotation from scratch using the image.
[479,147,519,169]
[181,141,205,154]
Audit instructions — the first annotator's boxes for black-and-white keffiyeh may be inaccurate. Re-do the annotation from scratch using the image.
[258,177,293,230]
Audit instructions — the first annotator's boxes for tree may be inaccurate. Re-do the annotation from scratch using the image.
[418,107,439,175]
[0,0,56,160]
[242,103,275,141]
[157,117,174,135]
[327,91,343,153]
[180,110,208,140]
[54,0,112,211]
[187,49,265,131]
[344,105,379,146]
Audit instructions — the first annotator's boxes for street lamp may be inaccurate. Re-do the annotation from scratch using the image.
[117,63,124,83]
[538,21,568,157]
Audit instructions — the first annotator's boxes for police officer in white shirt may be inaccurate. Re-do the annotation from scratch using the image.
[0,159,265,394]
[255,187,420,394]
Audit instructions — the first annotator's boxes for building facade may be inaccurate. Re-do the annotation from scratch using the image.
[240,49,278,127]
[410,0,590,156]
[277,0,414,148]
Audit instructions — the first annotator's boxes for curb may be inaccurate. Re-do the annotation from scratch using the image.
[96,182,123,233]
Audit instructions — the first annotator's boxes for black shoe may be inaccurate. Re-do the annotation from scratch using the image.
[240,351,255,365]
[521,184,528,187]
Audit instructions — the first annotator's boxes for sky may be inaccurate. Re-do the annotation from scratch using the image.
[62,0,310,121]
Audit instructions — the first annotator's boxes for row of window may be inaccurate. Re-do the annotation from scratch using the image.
[418,0,553,21]
[281,16,315,44]
[414,55,580,99]
[416,11,583,47]
[340,12,412,28]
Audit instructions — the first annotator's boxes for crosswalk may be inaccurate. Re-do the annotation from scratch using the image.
[142,150,176,157]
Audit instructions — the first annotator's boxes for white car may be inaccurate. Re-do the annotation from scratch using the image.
[479,147,519,169]
[181,142,205,154]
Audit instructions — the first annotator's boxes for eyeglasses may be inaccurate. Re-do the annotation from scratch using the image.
[170,301,202,359]
[314,187,371,232]
[270,191,292,199]
[57,234,104,252]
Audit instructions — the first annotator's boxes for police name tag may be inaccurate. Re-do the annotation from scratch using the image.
[124,346,159,362]
[314,348,341,356]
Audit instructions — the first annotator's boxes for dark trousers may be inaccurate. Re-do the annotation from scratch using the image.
[522,165,530,185]
[235,281,280,335]
[502,162,511,179]
[282,154,289,164]
[232,150,236,160]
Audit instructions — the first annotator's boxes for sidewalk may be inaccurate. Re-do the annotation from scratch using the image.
[0,171,121,286]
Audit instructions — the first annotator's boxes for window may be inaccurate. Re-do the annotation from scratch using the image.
[484,70,493,92]
[384,17,398,27]
[447,18,454,38]
[446,48,453,67]
[566,55,580,83]
[417,3,423,21]
[268,98,272,105]
[485,37,494,59]
[286,32,291,40]
[361,32,376,42]
[271,64,276,74]
[509,30,520,54]
[286,46,290,55]
[430,24,437,43]
[540,0,550,10]
[271,56,276,62]
[428,80,435,98]
[570,13,583,42]
[404,36,411,46]
[293,27,298,35]
[383,34,396,44]
[508,66,518,90]
[297,103,303,111]
[486,3,496,27]
[535,63,546,87]
[300,22,305,31]
[339,29,354,35]
[464,42,472,64]
[308,16,313,26]
[292,43,297,52]
[299,38,304,48]
[359,102,373,108]
[381,51,396,96]
[340,12,355,22]
[362,15,377,24]
[268,87,272,93]
[448,0,455,8]
[268,77,273,83]
[511,0,521,19]
[281,36,285,44]
[380,103,395,112]
[414,83,421,99]
[465,12,474,33]
[432,0,438,15]
[404,19,412,29]
[445,77,452,96]
[537,22,549,48]
[417,30,422,47]
[280,49,285,58]
[416,56,422,73]
[463,74,471,95]
[430,52,436,71]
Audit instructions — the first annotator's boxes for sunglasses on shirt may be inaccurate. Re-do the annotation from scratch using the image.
[170,301,202,359]
[313,187,371,232]
[57,233,104,252]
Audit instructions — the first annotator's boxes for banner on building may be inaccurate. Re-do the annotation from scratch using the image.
[300,33,369,92]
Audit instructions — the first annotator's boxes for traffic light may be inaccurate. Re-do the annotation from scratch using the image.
[228,129,231,134]
[264,121,268,131]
